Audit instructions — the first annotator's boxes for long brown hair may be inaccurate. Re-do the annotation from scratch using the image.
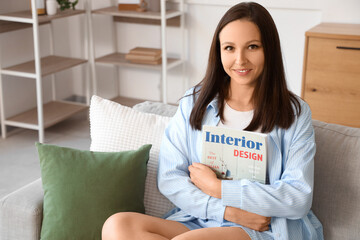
[189,2,301,133]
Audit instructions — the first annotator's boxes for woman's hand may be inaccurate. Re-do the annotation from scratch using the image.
[224,206,271,232]
[188,163,221,198]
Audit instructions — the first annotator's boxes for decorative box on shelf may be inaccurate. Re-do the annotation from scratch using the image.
[118,0,140,11]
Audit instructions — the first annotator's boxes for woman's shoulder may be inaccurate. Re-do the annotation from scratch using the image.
[292,95,312,120]
[180,86,218,112]
[179,87,199,108]
[285,96,314,138]
[183,86,201,99]
[270,96,314,150]
[173,87,196,119]
[271,96,312,134]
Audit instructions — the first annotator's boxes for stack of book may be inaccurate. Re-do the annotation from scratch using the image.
[125,47,162,65]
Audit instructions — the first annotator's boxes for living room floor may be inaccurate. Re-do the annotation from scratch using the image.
[0,110,90,199]
[0,97,140,199]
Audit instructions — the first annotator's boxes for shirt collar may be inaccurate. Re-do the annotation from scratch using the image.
[207,95,219,112]
[204,95,220,126]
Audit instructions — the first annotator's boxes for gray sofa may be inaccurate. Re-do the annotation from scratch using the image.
[1,101,359,240]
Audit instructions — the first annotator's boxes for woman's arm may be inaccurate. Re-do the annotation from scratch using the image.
[188,100,315,220]
[188,162,222,198]
[188,162,271,231]
[221,102,315,219]
[158,91,273,231]
[157,93,225,222]
[225,207,271,232]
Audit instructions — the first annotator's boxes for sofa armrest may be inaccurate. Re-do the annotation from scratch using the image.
[0,178,43,240]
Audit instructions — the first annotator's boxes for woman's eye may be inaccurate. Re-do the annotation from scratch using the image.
[224,46,234,51]
[248,44,259,50]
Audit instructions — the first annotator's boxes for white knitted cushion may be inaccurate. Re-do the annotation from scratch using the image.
[89,95,175,217]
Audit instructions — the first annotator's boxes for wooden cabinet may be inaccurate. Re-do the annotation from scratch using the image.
[302,23,360,128]
[0,3,89,142]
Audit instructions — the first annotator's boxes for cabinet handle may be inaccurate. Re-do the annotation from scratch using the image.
[336,46,360,51]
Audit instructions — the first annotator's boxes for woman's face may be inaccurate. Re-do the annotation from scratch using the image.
[219,19,265,89]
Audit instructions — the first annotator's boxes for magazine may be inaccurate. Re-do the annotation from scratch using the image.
[201,125,268,184]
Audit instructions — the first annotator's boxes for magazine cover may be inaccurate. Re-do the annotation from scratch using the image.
[201,125,268,184]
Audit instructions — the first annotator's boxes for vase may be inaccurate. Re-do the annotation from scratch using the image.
[46,0,58,15]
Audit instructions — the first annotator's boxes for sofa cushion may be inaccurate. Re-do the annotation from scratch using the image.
[312,120,360,240]
[133,101,178,117]
[90,96,175,217]
[36,143,151,240]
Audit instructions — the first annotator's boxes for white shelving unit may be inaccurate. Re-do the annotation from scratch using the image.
[0,1,90,143]
[89,0,185,104]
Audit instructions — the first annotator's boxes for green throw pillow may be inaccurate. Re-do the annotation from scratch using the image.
[36,143,152,240]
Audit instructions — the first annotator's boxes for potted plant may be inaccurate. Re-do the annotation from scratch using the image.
[57,0,78,10]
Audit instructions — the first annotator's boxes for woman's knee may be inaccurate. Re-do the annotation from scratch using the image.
[102,212,141,239]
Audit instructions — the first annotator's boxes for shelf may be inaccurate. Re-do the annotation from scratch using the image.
[5,101,88,129]
[0,4,90,143]
[1,55,87,78]
[0,9,86,24]
[0,20,31,34]
[92,6,181,20]
[89,1,185,105]
[96,53,183,70]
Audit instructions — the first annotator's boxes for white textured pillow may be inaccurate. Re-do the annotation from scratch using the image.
[90,95,175,217]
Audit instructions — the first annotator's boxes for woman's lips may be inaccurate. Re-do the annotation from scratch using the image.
[233,68,251,76]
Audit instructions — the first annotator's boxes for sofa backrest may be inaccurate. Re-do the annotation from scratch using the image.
[133,101,178,117]
[312,120,360,240]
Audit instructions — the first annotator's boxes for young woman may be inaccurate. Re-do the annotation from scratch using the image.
[102,2,324,240]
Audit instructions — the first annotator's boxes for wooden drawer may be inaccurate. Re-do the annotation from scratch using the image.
[306,37,360,72]
[302,26,360,128]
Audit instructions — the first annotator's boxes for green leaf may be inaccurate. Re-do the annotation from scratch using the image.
[56,0,78,11]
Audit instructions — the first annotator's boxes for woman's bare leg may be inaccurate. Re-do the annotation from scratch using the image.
[102,212,190,240]
[172,227,251,240]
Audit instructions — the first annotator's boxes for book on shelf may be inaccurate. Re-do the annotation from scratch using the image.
[129,47,162,56]
[201,125,268,184]
[126,58,162,65]
[29,0,46,15]
[125,47,162,65]
[125,53,161,61]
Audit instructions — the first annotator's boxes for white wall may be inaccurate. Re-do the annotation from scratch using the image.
[0,0,359,118]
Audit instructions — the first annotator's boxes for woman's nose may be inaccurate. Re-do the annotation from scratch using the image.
[235,50,247,65]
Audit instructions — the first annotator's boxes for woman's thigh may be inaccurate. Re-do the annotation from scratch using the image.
[173,227,251,240]
[102,212,190,240]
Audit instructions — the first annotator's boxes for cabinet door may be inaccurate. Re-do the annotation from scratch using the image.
[303,37,360,127]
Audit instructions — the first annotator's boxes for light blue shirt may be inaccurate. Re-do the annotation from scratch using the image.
[158,89,324,240]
